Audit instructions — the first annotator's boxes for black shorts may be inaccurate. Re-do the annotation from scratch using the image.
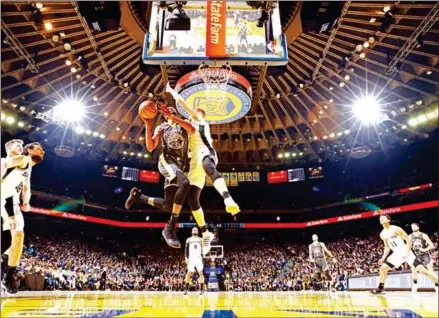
[413,253,432,268]
[158,155,185,188]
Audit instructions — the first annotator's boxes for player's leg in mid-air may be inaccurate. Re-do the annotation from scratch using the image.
[411,255,438,292]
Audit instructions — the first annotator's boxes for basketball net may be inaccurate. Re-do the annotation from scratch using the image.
[197,64,232,91]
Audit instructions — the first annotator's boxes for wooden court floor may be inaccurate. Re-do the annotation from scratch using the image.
[1,291,437,317]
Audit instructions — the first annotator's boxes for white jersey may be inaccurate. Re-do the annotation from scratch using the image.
[189,119,215,156]
[185,236,203,260]
[1,159,32,199]
[380,225,407,252]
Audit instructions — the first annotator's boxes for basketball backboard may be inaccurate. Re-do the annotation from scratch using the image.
[142,1,288,66]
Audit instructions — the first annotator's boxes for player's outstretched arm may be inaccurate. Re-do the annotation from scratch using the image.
[2,155,30,171]
[166,83,201,122]
[144,119,161,152]
[395,226,411,250]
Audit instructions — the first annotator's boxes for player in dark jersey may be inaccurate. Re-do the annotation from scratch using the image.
[124,104,194,249]
[409,222,438,292]
[309,234,337,291]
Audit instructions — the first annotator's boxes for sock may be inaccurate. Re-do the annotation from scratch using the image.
[200,226,207,233]
[378,282,384,290]
[413,279,418,284]
[213,178,231,199]
[169,213,179,228]
[5,266,17,282]
[192,208,206,228]
[139,194,150,203]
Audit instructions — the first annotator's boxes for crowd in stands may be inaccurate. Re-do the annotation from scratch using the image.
[13,230,438,292]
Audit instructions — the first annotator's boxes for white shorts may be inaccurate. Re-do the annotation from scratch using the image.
[187,258,204,272]
[386,249,415,268]
[188,148,218,189]
[1,196,24,231]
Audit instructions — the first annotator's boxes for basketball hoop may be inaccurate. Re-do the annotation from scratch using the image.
[197,64,232,90]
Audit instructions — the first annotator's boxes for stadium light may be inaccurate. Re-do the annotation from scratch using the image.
[353,96,381,125]
[54,99,85,122]
[75,126,85,134]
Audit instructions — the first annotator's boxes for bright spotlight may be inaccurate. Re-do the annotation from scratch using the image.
[408,118,418,127]
[353,96,381,125]
[18,121,25,127]
[44,22,53,31]
[417,114,427,123]
[75,126,85,134]
[6,116,15,124]
[54,99,85,122]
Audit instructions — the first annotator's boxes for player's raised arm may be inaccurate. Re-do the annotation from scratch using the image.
[2,155,30,171]
[144,119,161,152]
[21,178,31,212]
[166,83,201,122]
[160,106,195,135]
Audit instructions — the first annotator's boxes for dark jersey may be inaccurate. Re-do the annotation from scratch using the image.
[410,232,429,257]
[310,242,325,259]
[159,122,188,168]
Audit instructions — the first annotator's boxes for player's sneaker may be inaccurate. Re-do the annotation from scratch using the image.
[200,289,204,295]
[162,223,181,249]
[184,289,188,295]
[202,231,215,256]
[412,284,418,293]
[125,187,141,209]
[224,197,240,215]
[434,285,438,293]
[2,277,18,295]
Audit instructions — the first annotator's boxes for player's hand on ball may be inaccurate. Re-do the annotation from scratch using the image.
[22,203,30,212]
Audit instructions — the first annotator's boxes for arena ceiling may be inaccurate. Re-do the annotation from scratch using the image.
[1,1,438,167]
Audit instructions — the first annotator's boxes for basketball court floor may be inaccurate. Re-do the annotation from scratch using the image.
[1,291,437,317]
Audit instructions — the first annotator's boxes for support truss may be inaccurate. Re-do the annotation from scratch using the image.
[385,2,439,75]
[1,19,39,73]
[311,1,351,81]
[71,1,113,80]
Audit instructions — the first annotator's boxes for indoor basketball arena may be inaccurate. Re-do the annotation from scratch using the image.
[1,1,438,317]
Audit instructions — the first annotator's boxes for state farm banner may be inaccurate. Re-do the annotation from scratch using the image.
[397,183,432,193]
[267,170,288,184]
[139,170,160,183]
[206,1,226,57]
[28,201,438,229]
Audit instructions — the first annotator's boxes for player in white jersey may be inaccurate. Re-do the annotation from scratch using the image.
[165,83,240,254]
[371,215,416,294]
[1,141,44,294]
[184,227,205,295]
[409,222,438,292]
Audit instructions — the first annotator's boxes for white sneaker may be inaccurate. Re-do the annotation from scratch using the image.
[412,284,418,293]
[202,231,215,256]
[224,197,240,215]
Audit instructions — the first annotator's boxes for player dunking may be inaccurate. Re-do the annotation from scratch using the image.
[371,215,418,294]
[184,227,205,295]
[409,222,438,292]
[1,142,44,294]
[125,104,192,249]
[309,234,337,291]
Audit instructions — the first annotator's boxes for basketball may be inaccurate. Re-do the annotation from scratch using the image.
[139,101,158,119]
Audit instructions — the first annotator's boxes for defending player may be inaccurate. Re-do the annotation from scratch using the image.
[371,215,418,294]
[409,222,438,292]
[184,227,205,295]
[165,83,240,215]
[309,234,337,291]
[125,103,192,249]
[1,142,44,294]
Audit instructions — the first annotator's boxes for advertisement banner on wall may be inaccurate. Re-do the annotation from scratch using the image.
[267,170,288,184]
[139,170,160,183]
[348,270,438,290]
[230,173,238,186]
[102,165,120,178]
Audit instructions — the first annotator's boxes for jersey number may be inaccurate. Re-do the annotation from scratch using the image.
[389,240,398,248]
[15,182,24,194]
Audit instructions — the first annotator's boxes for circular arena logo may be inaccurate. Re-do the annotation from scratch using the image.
[176,83,251,125]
